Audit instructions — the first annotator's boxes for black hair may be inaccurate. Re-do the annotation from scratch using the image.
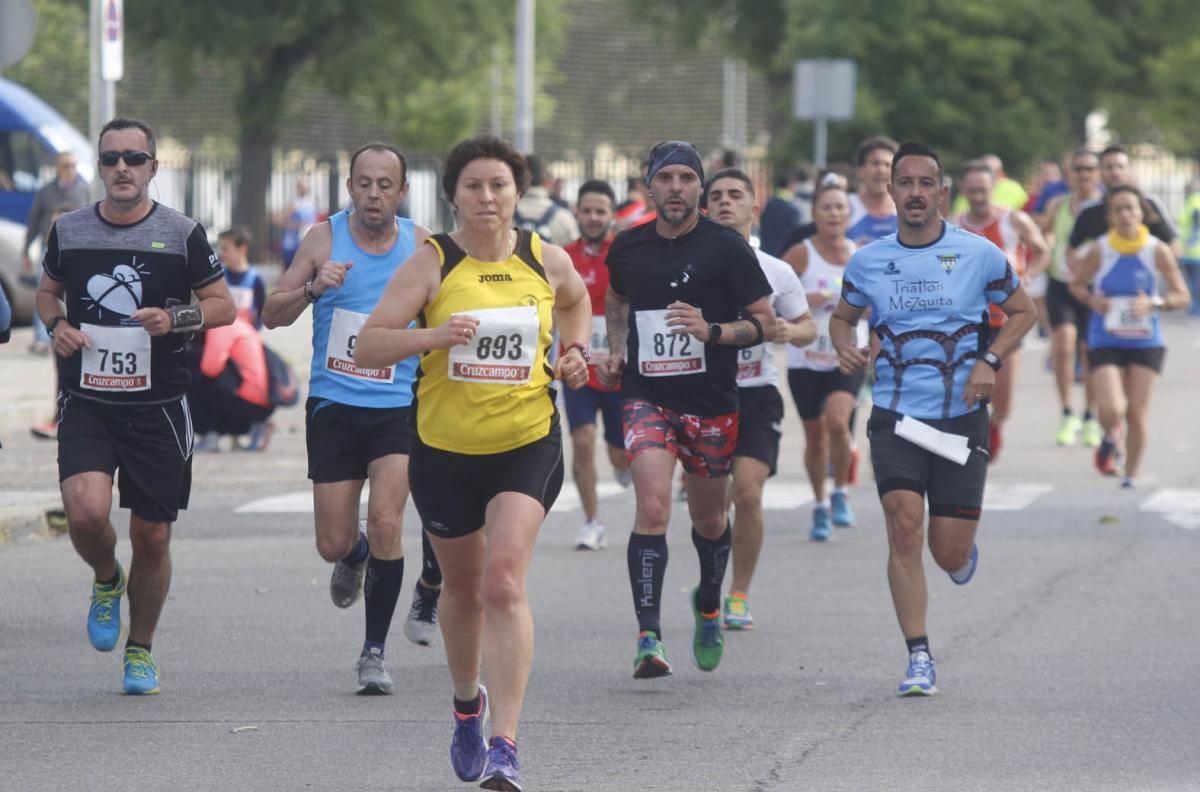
[1100,145,1130,162]
[349,142,408,183]
[1104,184,1161,227]
[706,167,755,199]
[526,154,547,186]
[855,135,898,167]
[577,179,616,206]
[98,117,156,158]
[891,142,944,183]
[442,135,529,200]
[218,224,253,248]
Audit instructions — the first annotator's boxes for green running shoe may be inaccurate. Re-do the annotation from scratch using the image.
[87,564,127,652]
[1081,417,1103,448]
[690,588,725,672]
[632,631,673,679]
[1055,413,1082,446]
[722,593,754,630]
[123,647,160,695]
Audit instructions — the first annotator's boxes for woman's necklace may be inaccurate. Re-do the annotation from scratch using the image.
[460,229,516,262]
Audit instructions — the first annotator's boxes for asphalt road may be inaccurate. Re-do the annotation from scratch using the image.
[2,321,1199,792]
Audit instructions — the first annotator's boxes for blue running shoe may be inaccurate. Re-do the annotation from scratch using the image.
[480,736,521,791]
[898,651,937,697]
[451,685,489,782]
[810,505,832,542]
[122,647,160,695]
[88,564,127,652]
[830,491,855,528]
[948,544,978,585]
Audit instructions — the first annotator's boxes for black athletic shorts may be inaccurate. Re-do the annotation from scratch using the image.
[1087,345,1166,374]
[866,406,990,521]
[409,429,564,539]
[734,385,785,476]
[787,367,867,421]
[1045,278,1090,339]
[57,393,194,524]
[305,397,411,483]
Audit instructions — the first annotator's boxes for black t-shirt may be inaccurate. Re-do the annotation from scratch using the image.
[607,214,772,416]
[44,202,224,405]
[1068,195,1177,248]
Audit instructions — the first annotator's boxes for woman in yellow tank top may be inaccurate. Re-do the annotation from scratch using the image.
[355,135,591,790]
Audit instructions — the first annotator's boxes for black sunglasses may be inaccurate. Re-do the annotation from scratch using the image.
[99,150,153,167]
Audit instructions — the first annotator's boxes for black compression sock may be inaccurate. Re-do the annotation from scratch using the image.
[421,530,443,587]
[905,636,930,657]
[691,522,732,614]
[126,640,151,652]
[627,533,668,639]
[364,556,405,646]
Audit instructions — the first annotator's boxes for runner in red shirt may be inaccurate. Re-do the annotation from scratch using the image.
[953,160,1049,462]
[562,180,632,550]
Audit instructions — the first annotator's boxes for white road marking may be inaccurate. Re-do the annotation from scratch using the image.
[235,491,361,513]
[983,482,1053,511]
[1141,489,1200,531]
[550,481,628,513]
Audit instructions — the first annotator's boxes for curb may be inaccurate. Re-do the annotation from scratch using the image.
[0,496,66,548]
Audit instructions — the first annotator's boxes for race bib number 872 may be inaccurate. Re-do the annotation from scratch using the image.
[635,309,705,377]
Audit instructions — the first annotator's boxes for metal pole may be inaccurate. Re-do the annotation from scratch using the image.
[490,43,503,135]
[88,0,103,198]
[89,0,117,200]
[513,0,535,152]
[814,117,828,168]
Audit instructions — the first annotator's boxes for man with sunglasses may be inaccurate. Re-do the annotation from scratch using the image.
[36,117,237,695]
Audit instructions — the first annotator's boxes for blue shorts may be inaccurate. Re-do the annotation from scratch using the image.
[562,385,624,449]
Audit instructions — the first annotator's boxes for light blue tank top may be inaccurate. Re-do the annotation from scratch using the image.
[309,210,418,408]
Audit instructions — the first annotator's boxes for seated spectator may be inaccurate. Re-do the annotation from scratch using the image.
[218,225,266,329]
[189,316,275,451]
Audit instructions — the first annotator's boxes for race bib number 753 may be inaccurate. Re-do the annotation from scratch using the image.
[80,323,151,392]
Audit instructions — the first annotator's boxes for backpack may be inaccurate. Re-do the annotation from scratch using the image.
[263,343,300,407]
[513,204,560,240]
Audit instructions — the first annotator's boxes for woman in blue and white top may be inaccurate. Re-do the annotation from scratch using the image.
[1070,185,1191,487]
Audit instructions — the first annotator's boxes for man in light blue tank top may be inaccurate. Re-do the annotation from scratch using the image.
[830,142,1037,698]
[262,143,443,695]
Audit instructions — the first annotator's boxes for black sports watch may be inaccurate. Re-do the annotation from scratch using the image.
[45,315,68,336]
[980,350,1002,371]
[707,323,723,345]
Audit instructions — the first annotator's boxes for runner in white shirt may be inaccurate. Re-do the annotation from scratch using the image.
[784,181,867,541]
[706,168,816,629]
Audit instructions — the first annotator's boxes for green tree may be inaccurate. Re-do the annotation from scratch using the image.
[1,0,89,131]
[124,0,560,251]
[627,0,1200,175]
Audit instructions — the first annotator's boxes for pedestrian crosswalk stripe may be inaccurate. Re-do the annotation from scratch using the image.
[549,482,627,513]
[983,482,1053,511]
[1140,489,1200,530]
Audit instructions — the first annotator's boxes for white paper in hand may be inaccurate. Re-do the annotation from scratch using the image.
[895,415,972,466]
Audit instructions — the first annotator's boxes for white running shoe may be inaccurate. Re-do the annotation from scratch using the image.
[575,520,607,550]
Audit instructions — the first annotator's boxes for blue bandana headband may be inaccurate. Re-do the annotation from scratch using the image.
[646,140,704,185]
